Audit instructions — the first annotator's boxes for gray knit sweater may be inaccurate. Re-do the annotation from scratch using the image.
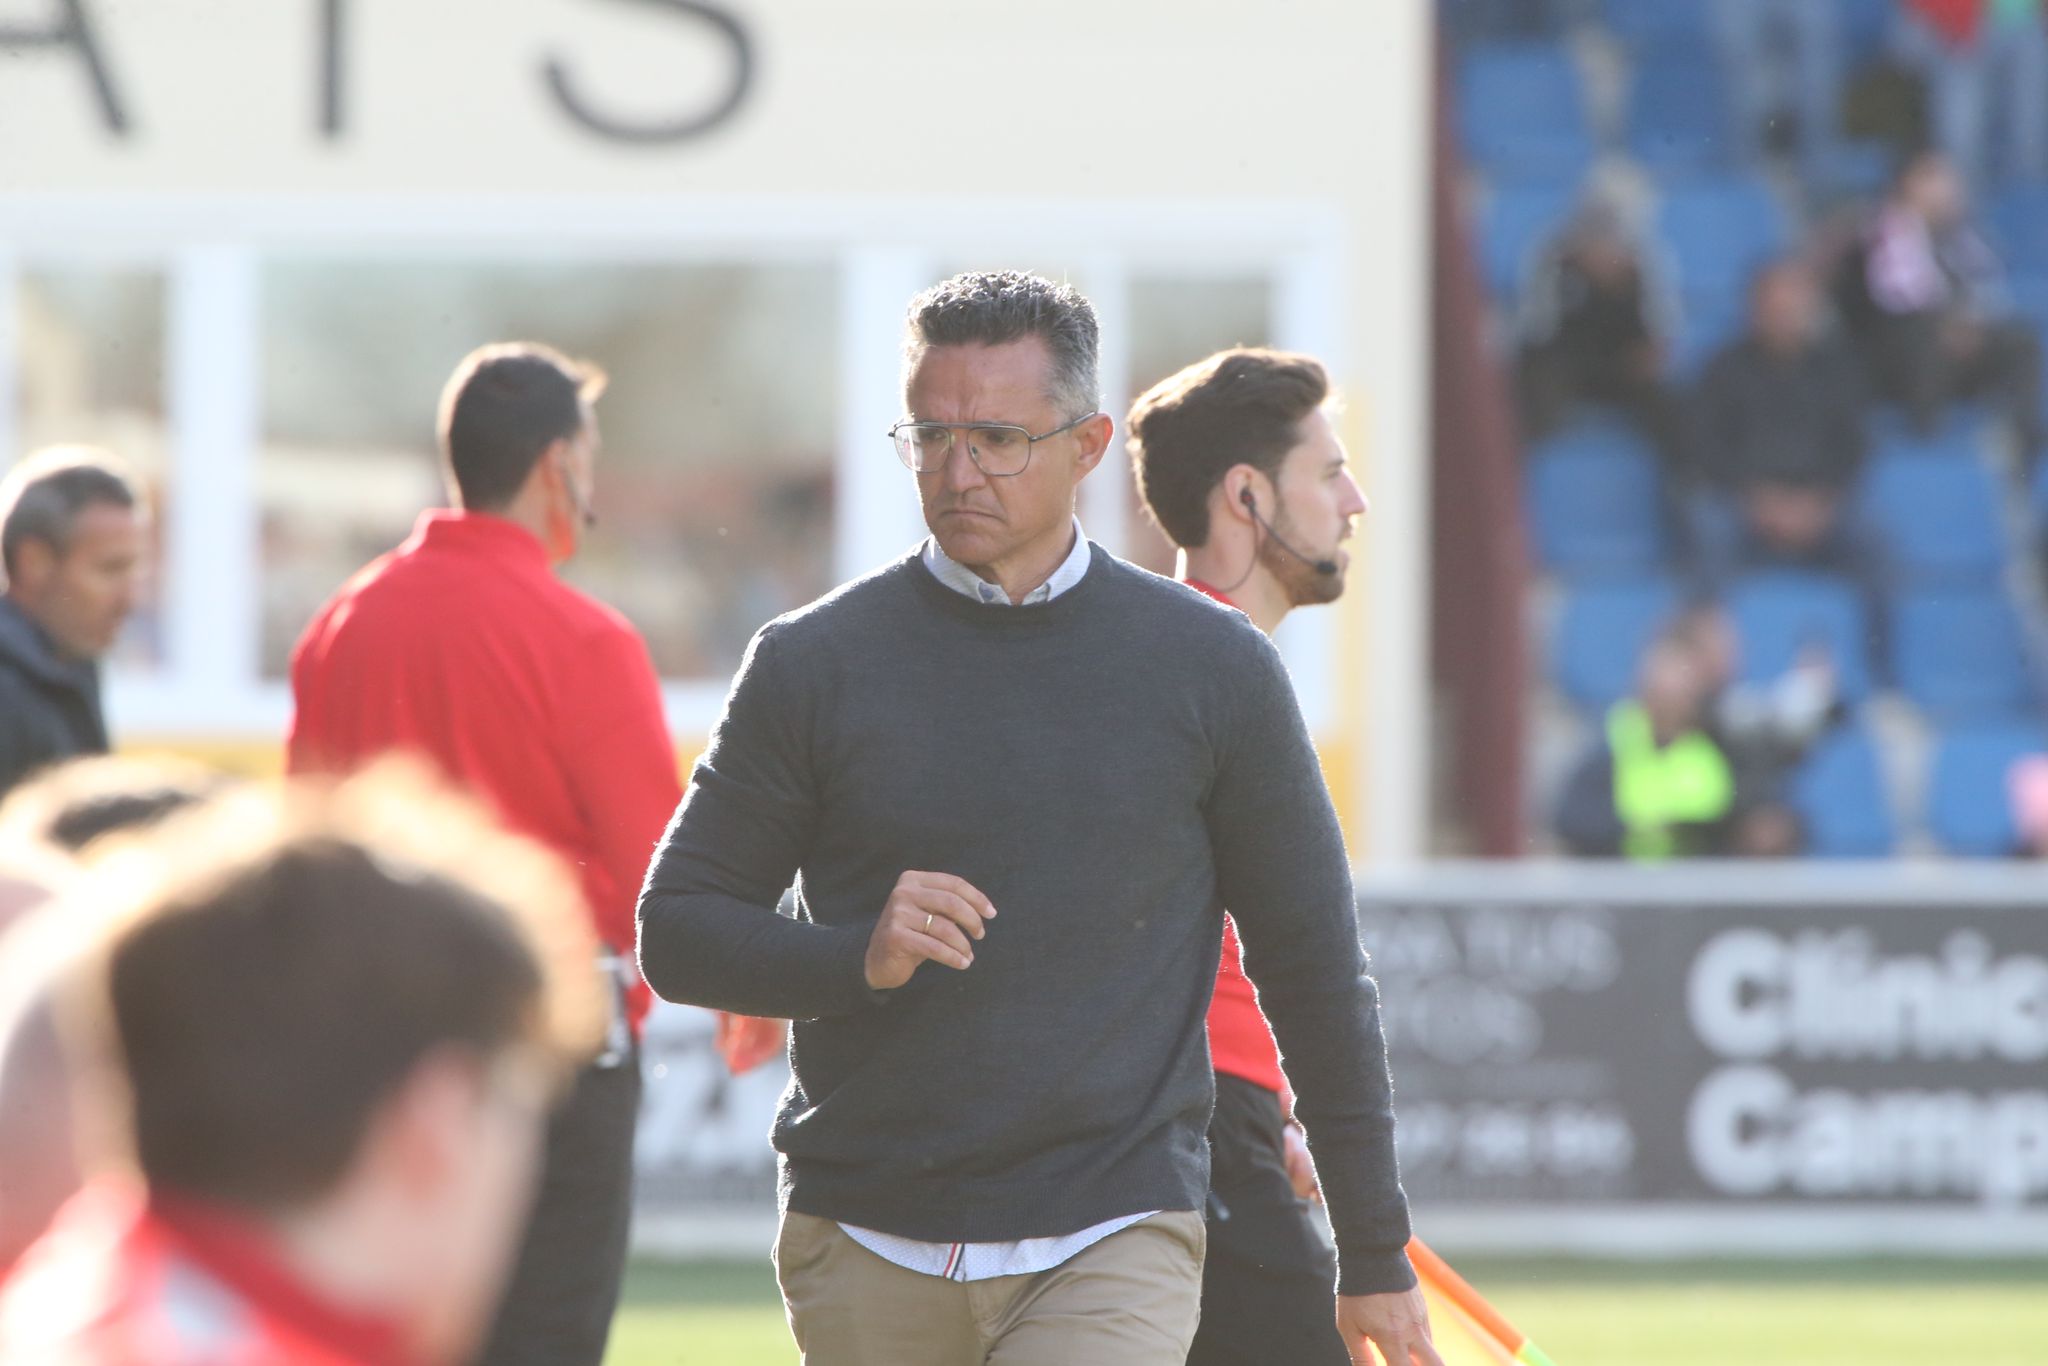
[636,545,1415,1294]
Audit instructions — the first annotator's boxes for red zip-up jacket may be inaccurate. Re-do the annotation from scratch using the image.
[1185,578,1288,1098]
[286,510,681,1031]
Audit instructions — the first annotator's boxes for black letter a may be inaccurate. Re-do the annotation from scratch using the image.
[0,0,130,134]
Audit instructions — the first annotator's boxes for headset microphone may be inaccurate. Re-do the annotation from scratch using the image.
[1238,488,1338,576]
[559,457,598,530]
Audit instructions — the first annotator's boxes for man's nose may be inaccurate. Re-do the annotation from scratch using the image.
[942,434,986,492]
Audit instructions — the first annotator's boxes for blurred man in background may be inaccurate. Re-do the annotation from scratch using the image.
[0,770,602,1365]
[1688,259,1873,589]
[1842,149,2042,456]
[1126,347,1372,1366]
[286,343,682,1366]
[639,271,1434,1366]
[0,449,145,800]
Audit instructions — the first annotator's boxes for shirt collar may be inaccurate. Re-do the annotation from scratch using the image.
[922,517,1090,607]
[1182,578,1239,611]
[143,1186,422,1366]
[407,508,551,570]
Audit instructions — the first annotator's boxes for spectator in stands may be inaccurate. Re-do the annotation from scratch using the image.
[1710,0,1844,184]
[2009,754,2048,856]
[1556,623,1807,859]
[1844,148,2044,455]
[0,449,145,801]
[0,769,603,1365]
[1689,259,1874,585]
[1898,0,2048,186]
[1516,196,1683,462]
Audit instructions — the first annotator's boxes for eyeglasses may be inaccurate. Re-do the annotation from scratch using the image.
[887,412,1099,477]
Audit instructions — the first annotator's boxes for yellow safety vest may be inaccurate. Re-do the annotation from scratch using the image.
[1607,701,1735,861]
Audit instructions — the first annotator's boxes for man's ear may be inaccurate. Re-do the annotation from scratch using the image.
[1222,464,1267,522]
[1071,413,1115,476]
[8,538,56,593]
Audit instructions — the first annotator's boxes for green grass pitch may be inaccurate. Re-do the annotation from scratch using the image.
[603,1256,2048,1365]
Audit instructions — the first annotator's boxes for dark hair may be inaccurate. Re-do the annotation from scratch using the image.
[0,755,231,855]
[903,271,1100,419]
[0,448,138,578]
[437,343,607,512]
[1126,349,1330,548]
[77,769,601,1210]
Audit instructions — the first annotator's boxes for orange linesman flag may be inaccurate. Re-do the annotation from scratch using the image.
[1370,1236,1561,1366]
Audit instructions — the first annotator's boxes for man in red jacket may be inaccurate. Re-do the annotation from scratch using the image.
[286,343,682,1366]
[1127,347,1375,1366]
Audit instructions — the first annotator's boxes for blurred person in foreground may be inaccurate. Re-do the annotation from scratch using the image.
[286,343,682,1366]
[1687,259,1874,588]
[1125,348,1377,1366]
[1556,624,1805,859]
[1841,148,2043,457]
[0,768,602,1365]
[638,271,1434,1366]
[0,756,232,1278]
[0,449,145,800]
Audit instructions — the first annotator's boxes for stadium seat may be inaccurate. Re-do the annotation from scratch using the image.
[2033,455,2048,525]
[1858,454,2007,585]
[1456,43,1594,182]
[1987,183,2048,274]
[1926,720,2048,855]
[1890,588,2036,720]
[1867,404,1993,461]
[1654,177,1792,300]
[1525,424,1666,576]
[1600,0,1709,52]
[1725,571,1876,702]
[1551,577,1680,711]
[1671,289,1746,377]
[1478,182,1576,300]
[1627,54,1737,176]
[1789,724,1896,857]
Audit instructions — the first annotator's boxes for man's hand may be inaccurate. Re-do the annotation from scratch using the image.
[714,1013,788,1075]
[863,871,996,990]
[1337,1287,1443,1366]
[1281,1118,1321,1203]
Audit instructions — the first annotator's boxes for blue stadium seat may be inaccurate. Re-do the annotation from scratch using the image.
[1867,404,1993,461]
[1478,183,1577,300]
[1840,0,1895,63]
[1789,724,1896,857]
[1858,454,2007,584]
[1552,577,1681,711]
[1654,177,1792,299]
[1987,183,2048,274]
[1671,289,1747,377]
[1926,720,2048,855]
[1600,0,1710,52]
[1457,43,1594,182]
[1891,588,2036,720]
[1726,571,1876,702]
[1627,54,1737,175]
[1526,425,1666,576]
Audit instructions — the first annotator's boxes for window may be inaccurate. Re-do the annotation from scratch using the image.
[16,266,169,671]
[256,260,838,679]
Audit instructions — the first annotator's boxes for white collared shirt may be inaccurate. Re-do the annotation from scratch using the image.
[920,516,1093,606]
[845,516,1159,1282]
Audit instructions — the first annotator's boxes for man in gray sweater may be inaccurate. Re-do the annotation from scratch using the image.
[637,271,1437,1365]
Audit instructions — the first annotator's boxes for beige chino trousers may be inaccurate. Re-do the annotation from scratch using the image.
[773,1209,1206,1365]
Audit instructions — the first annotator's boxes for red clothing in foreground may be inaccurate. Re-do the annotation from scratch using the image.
[0,1183,418,1366]
[287,510,681,1029]
[1184,578,1288,1097]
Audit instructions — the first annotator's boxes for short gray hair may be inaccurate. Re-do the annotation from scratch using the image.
[0,447,138,578]
[903,271,1101,421]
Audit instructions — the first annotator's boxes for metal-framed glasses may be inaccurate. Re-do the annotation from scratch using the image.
[888,412,1099,477]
